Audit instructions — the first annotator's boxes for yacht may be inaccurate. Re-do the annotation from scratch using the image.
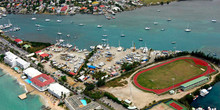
[200,89,209,97]
[154,22,158,25]
[31,17,37,20]
[37,28,42,31]
[139,38,143,41]
[211,19,217,23]
[66,34,70,37]
[161,28,165,31]
[167,18,172,21]
[57,20,62,23]
[79,23,84,26]
[185,24,191,32]
[57,32,62,35]
[2,14,7,17]
[112,16,116,19]
[121,34,125,37]
[171,41,176,44]
[45,19,50,22]
[102,34,108,37]
[90,46,95,50]
[157,9,160,12]
[0,16,2,19]
[145,27,150,30]
[208,87,212,91]
[97,25,103,28]
[35,24,40,27]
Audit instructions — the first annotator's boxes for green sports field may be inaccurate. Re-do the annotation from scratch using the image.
[136,59,207,89]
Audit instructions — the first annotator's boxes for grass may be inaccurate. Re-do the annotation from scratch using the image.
[137,59,207,89]
[141,0,174,5]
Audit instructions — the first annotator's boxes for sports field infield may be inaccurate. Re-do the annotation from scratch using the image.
[133,57,216,94]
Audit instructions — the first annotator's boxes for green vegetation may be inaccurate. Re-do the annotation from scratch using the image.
[84,97,91,104]
[97,79,106,87]
[84,90,104,100]
[141,0,173,5]
[0,55,5,62]
[121,62,141,72]
[137,59,206,89]
[92,71,106,80]
[23,41,51,53]
[61,76,67,82]
[104,92,129,108]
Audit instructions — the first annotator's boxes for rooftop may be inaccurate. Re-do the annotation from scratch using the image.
[14,39,22,43]
[31,74,55,87]
[181,76,209,87]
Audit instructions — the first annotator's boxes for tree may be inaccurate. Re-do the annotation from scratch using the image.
[85,83,95,91]
[61,76,67,82]
[97,79,105,87]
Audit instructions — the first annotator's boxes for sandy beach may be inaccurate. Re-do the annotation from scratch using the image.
[0,63,65,110]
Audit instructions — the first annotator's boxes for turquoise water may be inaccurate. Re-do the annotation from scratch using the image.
[191,82,220,109]
[0,0,220,57]
[80,99,87,106]
[0,69,43,110]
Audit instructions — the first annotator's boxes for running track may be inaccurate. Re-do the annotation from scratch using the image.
[133,57,216,94]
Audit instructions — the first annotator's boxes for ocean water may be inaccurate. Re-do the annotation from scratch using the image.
[0,0,220,57]
[0,69,43,110]
[191,82,220,109]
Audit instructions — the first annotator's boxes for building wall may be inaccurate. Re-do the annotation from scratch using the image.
[31,83,48,92]
[4,57,16,67]
[16,61,30,69]
[181,78,209,91]
[48,89,70,99]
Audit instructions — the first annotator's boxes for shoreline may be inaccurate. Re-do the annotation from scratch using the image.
[0,63,64,110]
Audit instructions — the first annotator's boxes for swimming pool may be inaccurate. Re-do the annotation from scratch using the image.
[80,99,87,106]
[25,79,32,84]
[14,67,19,71]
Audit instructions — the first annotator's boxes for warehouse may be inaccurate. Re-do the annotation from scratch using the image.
[181,76,209,91]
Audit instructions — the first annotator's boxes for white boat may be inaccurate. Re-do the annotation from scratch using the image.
[200,89,209,97]
[139,38,143,41]
[79,23,84,26]
[2,14,7,17]
[57,20,62,23]
[102,39,107,41]
[102,34,108,37]
[66,34,70,37]
[211,19,217,23]
[35,24,40,27]
[161,28,165,31]
[157,9,160,12]
[97,25,103,28]
[90,46,95,50]
[207,87,212,91]
[57,32,62,35]
[145,27,150,30]
[31,17,37,20]
[154,22,158,25]
[121,34,125,37]
[37,28,42,31]
[45,19,50,22]
[171,41,176,44]
[167,18,172,21]
[0,16,2,19]
[185,24,191,32]
[185,28,191,32]
[59,39,64,43]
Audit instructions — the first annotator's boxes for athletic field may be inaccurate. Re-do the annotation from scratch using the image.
[133,57,215,94]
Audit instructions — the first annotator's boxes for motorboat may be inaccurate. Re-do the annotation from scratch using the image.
[200,89,209,97]
[37,28,42,31]
[79,23,84,26]
[90,46,95,50]
[31,17,37,20]
[185,28,191,32]
[57,32,62,35]
[67,34,70,37]
[167,18,172,21]
[57,20,62,23]
[121,34,125,37]
[157,9,160,12]
[154,22,158,25]
[35,24,40,27]
[208,87,212,91]
[211,19,217,23]
[185,24,191,32]
[161,28,165,31]
[139,38,143,41]
[145,27,150,30]
[2,14,7,17]
[102,34,108,37]
[45,19,50,22]
[171,41,176,44]
[97,25,103,28]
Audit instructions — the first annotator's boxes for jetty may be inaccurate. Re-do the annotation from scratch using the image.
[0,73,6,77]
[18,89,35,100]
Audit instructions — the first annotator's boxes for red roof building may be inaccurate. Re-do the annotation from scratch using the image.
[14,39,23,44]
[69,72,76,76]
[61,6,68,12]
[35,50,42,54]
[30,74,55,91]
[40,53,49,58]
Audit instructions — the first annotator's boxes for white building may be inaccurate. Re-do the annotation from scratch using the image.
[23,67,42,79]
[4,51,30,69]
[4,51,17,67]
[16,58,30,69]
[48,83,71,99]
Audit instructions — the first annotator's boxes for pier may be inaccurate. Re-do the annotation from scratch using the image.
[18,89,35,100]
[0,73,6,77]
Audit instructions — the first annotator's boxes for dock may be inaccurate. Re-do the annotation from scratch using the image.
[18,89,35,100]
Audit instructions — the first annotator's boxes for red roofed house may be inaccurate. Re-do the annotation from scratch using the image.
[14,39,23,44]
[40,53,49,58]
[30,74,55,91]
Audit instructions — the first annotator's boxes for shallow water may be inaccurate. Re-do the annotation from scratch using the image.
[0,69,43,110]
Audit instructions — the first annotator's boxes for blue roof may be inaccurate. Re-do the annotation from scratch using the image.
[88,65,96,69]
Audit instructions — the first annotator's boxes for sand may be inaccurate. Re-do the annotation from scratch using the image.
[101,63,220,109]
[0,63,65,110]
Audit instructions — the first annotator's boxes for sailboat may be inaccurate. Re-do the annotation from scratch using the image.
[117,41,123,52]
[185,24,191,32]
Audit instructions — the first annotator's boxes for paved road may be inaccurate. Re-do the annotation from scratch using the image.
[100,97,127,110]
